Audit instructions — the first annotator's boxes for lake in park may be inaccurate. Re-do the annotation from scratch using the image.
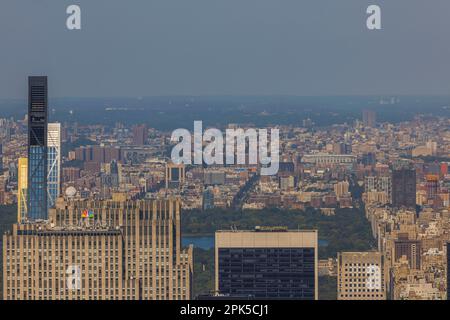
[182,236,329,250]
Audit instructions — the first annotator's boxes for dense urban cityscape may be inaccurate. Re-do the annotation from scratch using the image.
[0,76,448,300]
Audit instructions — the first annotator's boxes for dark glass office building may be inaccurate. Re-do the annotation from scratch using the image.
[27,76,48,220]
[215,229,318,300]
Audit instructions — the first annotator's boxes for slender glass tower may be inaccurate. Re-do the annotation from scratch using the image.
[28,76,48,220]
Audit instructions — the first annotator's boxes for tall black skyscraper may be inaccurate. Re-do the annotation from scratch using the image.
[28,76,48,220]
[392,161,416,208]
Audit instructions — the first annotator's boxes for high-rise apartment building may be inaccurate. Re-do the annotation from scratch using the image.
[47,123,61,209]
[202,187,215,210]
[337,251,386,300]
[425,174,439,200]
[62,167,81,183]
[17,158,28,222]
[362,109,376,127]
[215,228,318,300]
[132,124,148,145]
[74,146,122,163]
[392,161,416,208]
[28,76,48,220]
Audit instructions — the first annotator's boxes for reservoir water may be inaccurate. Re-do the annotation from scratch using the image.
[182,235,329,250]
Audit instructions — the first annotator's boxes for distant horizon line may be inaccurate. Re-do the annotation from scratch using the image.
[1,93,450,102]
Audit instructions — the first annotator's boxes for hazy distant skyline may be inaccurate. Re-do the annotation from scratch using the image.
[1,0,450,99]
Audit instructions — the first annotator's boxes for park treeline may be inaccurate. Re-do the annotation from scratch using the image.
[182,206,375,259]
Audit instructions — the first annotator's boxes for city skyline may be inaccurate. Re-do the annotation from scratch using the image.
[0,75,449,302]
[0,0,450,307]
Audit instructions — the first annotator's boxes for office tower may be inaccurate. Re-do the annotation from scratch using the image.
[337,252,386,300]
[133,124,148,145]
[202,187,215,210]
[91,145,105,163]
[47,123,61,209]
[62,167,81,183]
[49,197,193,300]
[394,234,421,270]
[362,109,376,127]
[215,228,318,300]
[0,143,3,172]
[3,222,128,300]
[392,161,416,208]
[364,175,392,204]
[165,162,185,189]
[28,76,48,220]
[204,171,225,186]
[17,158,28,222]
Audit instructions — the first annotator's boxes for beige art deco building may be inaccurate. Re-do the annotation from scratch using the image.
[337,251,386,300]
[3,196,193,300]
[3,222,126,300]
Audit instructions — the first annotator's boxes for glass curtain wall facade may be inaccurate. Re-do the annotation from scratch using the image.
[28,76,48,220]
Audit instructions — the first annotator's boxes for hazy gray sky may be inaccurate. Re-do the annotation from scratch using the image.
[1,0,450,98]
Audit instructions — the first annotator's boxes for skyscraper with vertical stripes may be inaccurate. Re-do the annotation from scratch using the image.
[17,157,28,222]
[27,76,48,220]
[47,122,61,210]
